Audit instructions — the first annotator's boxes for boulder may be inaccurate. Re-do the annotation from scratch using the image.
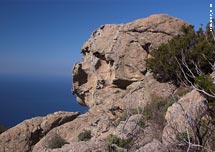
[136,139,167,152]
[32,111,114,152]
[113,114,144,140]
[0,111,79,152]
[162,90,207,146]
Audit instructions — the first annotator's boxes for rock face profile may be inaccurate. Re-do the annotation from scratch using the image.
[72,14,186,108]
[1,14,212,152]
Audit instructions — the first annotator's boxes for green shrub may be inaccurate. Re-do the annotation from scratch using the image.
[106,134,133,150]
[78,130,92,141]
[47,134,69,149]
[146,25,215,85]
[194,74,215,112]
[194,74,215,95]
[145,25,215,145]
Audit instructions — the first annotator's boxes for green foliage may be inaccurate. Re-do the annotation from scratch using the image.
[78,130,92,141]
[47,134,69,149]
[146,25,215,85]
[106,134,133,150]
[195,74,215,95]
[146,25,215,137]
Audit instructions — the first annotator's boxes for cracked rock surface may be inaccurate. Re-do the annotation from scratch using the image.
[72,14,188,107]
[0,112,79,152]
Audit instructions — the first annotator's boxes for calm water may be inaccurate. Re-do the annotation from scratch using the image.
[0,76,88,127]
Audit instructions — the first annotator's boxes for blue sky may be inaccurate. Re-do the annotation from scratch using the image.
[0,0,213,79]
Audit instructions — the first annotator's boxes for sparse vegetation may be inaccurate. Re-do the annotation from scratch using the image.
[142,96,176,129]
[115,96,176,130]
[47,134,69,149]
[146,24,215,151]
[106,134,133,151]
[176,132,192,143]
[195,74,215,96]
[78,130,92,141]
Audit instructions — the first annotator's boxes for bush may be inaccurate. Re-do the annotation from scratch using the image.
[106,134,133,150]
[194,74,215,95]
[146,25,215,85]
[78,130,92,141]
[194,74,215,111]
[47,134,69,149]
[145,25,215,148]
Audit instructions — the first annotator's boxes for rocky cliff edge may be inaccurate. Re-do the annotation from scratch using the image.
[1,14,210,152]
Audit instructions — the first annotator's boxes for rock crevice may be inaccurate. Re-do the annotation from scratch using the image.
[72,14,188,108]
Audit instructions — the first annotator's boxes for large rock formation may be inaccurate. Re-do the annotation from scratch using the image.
[72,14,187,108]
[1,14,212,152]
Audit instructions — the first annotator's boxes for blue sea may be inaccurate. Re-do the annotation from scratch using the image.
[0,75,88,127]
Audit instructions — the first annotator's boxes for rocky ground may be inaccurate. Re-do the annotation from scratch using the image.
[0,14,214,152]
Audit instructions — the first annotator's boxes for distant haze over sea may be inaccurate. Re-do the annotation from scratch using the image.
[0,75,88,126]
